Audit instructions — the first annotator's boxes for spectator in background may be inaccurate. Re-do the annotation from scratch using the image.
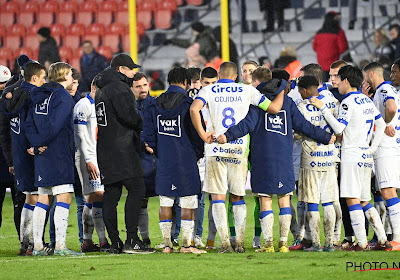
[372,28,395,62]
[168,22,217,68]
[274,46,302,79]
[259,0,291,33]
[79,41,108,93]
[149,71,165,91]
[37,27,60,70]
[0,66,12,94]
[348,0,357,30]
[389,24,400,61]
[228,0,249,33]
[205,51,223,72]
[212,26,239,68]
[313,11,348,82]
[259,56,272,69]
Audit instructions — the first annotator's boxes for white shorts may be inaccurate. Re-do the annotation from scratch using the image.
[23,191,38,195]
[159,195,198,209]
[76,159,104,195]
[298,168,339,204]
[258,192,293,198]
[340,162,372,202]
[203,156,248,196]
[38,184,74,196]
[374,156,400,190]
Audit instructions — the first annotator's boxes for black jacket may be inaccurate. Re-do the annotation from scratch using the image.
[95,68,144,185]
[38,37,60,66]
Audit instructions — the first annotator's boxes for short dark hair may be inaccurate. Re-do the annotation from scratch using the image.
[330,60,347,69]
[133,72,147,82]
[71,68,80,80]
[187,67,201,81]
[271,69,290,81]
[167,67,188,85]
[251,66,272,83]
[91,74,101,88]
[393,58,400,69]
[219,62,237,77]
[338,65,363,89]
[389,24,400,33]
[301,63,323,84]
[363,61,384,73]
[82,40,93,46]
[297,75,319,89]
[201,67,218,79]
[258,56,270,66]
[24,62,46,83]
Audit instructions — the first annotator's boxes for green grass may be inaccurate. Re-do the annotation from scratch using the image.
[0,191,399,279]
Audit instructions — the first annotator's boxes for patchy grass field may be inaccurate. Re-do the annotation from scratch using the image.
[0,192,399,279]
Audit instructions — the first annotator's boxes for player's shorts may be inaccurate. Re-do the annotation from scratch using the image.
[76,159,104,195]
[38,184,74,196]
[340,162,372,202]
[203,156,247,197]
[258,192,293,198]
[159,195,198,209]
[374,156,400,190]
[298,168,339,204]
[23,191,38,195]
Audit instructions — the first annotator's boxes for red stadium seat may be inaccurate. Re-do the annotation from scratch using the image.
[155,10,173,30]
[97,1,118,26]
[58,46,73,63]
[175,0,184,6]
[0,2,19,27]
[14,47,34,62]
[156,0,177,12]
[37,1,58,26]
[25,24,42,51]
[137,2,155,30]
[5,24,25,49]
[97,46,113,61]
[0,48,13,68]
[103,34,120,53]
[18,2,38,27]
[50,23,66,46]
[122,33,130,53]
[67,23,86,36]
[0,25,6,46]
[77,1,97,27]
[64,23,85,49]
[137,22,145,38]
[26,24,43,36]
[84,23,105,48]
[13,0,29,5]
[115,1,129,26]
[186,0,204,5]
[106,23,125,35]
[57,1,78,26]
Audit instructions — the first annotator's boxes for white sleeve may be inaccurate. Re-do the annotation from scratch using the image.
[196,87,209,107]
[320,100,350,134]
[370,113,385,154]
[74,104,91,163]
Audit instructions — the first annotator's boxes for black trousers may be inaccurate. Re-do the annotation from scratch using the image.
[0,183,25,239]
[103,177,146,244]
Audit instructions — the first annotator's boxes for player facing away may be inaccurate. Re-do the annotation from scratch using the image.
[2,61,46,255]
[74,75,110,252]
[190,61,284,253]
[142,67,206,254]
[296,75,340,252]
[25,62,83,256]
[363,62,400,250]
[218,78,334,253]
[310,65,391,251]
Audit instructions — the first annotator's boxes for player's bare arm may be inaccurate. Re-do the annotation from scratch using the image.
[384,98,397,137]
[86,162,99,180]
[216,134,227,144]
[266,90,284,114]
[190,98,215,143]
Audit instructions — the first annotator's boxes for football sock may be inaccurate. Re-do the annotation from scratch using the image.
[374,195,386,223]
[386,197,400,242]
[227,200,236,237]
[92,201,107,244]
[332,200,342,244]
[54,202,70,250]
[20,203,34,244]
[207,203,217,241]
[33,202,48,251]
[232,200,247,245]
[260,210,274,244]
[83,203,94,241]
[290,199,298,238]
[253,197,261,237]
[306,203,320,246]
[212,200,230,246]
[385,203,392,236]
[322,202,335,245]
[279,207,291,243]
[363,203,387,244]
[160,219,173,248]
[181,219,194,247]
[138,206,150,241]
[349,204,367,248]
[304,203,312,241]
[297,201,306,240]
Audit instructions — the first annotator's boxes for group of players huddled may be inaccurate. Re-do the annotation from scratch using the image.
[1,52,400,256]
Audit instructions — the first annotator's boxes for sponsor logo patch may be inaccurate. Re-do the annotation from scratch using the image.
[157,115,181,137]
[96,102,107,126]
[265,110,287,135]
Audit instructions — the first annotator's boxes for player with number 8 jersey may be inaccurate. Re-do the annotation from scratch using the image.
[190,62,284,253]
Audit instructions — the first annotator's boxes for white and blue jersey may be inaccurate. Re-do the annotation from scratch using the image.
[336,91,382,163]
[196,79,271,159]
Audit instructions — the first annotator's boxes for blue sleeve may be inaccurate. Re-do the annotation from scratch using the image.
[225,105,259,142]
[186,109,205,160]
[25,94,74,147]
[142,106,157,151]
[290,100,332,145]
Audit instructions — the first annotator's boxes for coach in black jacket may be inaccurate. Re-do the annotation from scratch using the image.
[95,54,154,254]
